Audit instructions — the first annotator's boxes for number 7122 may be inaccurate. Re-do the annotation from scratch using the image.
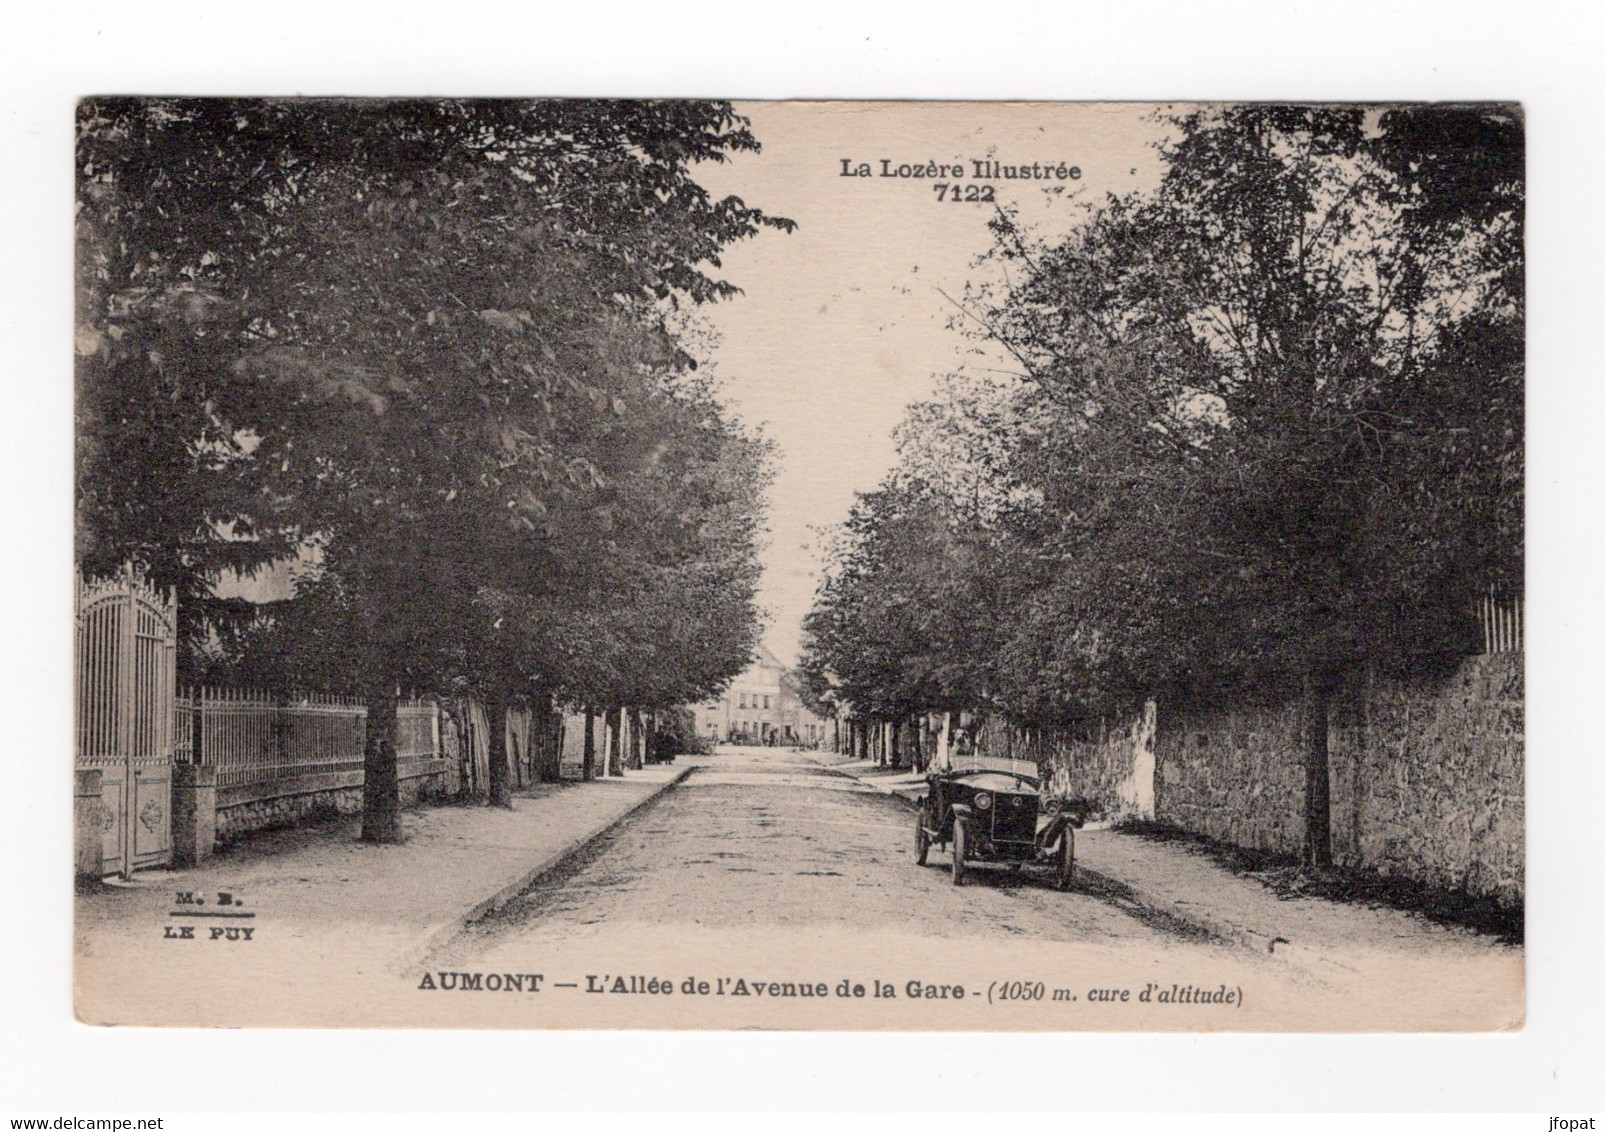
[933,183,997,203]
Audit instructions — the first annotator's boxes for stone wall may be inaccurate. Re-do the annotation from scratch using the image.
[980,654,1522,905]
[399,760,453,807]
[1036,704,1156,821]
[214,761,452,845]
[966,706,1155,820]
[216,783,363,843]
[1154,654,1524,905]
[1330,656,1524,905]
[1154,698,1311,855]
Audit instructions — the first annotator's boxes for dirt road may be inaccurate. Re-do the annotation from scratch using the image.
[434,745,1520,1031]
[459,744,1169,945]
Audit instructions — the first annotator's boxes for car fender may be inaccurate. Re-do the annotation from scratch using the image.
[1037,811,1070,849]
[950,803,973,823]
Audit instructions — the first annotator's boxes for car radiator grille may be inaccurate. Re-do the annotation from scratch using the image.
[990,795,1037,843]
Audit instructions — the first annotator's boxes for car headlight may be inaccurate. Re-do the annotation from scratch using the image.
[974,792,992,811]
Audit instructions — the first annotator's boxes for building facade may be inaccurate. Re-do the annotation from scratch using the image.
[695,644,832,746]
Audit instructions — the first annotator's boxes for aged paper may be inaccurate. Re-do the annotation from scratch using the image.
[73,99,1524,1031]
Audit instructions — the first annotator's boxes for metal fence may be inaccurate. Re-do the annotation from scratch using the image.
[174,689,447,790]
[176,687,368,788]
[1478,591,1523,655]
[397,699,441,764]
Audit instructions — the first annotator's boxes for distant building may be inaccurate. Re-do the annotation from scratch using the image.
[779,669,833,749]
[694,644,832,746]
[207,535,323,605]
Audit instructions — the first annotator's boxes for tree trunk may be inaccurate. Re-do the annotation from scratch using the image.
[606,705,624,776]
[1303,685,1333,868]
[487,695,512,808]
[582,707,597,781]
[510,709,525,789]
[890,720,902,770]
[361,676,403,844]
[627,707,645,770]
[534,697,562,783]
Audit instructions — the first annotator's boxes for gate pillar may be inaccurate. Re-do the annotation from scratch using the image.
[171,762,216,867]
[74,769,105,879]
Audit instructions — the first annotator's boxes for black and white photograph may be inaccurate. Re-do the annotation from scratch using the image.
[69,98,1525,1032]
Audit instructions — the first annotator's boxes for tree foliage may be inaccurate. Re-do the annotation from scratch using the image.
[803,105,1523,826]
[76,98,787,831]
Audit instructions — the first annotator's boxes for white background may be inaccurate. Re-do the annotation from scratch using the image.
[2,0,1601,1113]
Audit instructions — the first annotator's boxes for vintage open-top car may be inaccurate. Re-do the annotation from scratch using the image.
[915,766,1088,888]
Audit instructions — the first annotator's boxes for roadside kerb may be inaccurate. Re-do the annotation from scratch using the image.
[411,764,695,968]
[463,764,695,924]
[814,757,1280,955]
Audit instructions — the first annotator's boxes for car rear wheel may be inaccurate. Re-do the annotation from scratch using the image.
[1055,827,1075,891]
[952,820,968,886]
[914,810,930,866]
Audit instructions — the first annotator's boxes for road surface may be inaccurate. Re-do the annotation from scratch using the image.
[461,745,1175,945]
[435,744,1505,1029]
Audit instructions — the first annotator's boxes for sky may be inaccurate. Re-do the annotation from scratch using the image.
[690,102,1171,664]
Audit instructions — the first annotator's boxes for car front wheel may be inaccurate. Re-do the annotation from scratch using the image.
[952,820,968,886]
[1055,827,1075,891]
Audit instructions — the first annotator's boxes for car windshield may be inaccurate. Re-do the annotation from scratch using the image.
[953,771,1038,792]
[945,752,1038,786]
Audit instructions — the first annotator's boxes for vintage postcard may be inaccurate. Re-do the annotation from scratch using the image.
[73,99,1523,1031]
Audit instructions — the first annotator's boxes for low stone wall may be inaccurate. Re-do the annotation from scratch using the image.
[965,707,1155,820]
[399,758,453,806]
[213,760,453,846]
[1155,655,1524,906]
[216,779,363,844]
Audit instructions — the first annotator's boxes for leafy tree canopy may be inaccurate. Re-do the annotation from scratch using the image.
[804,103,1522,728]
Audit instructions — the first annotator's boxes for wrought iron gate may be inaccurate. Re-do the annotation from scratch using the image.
[75,570,177,877]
